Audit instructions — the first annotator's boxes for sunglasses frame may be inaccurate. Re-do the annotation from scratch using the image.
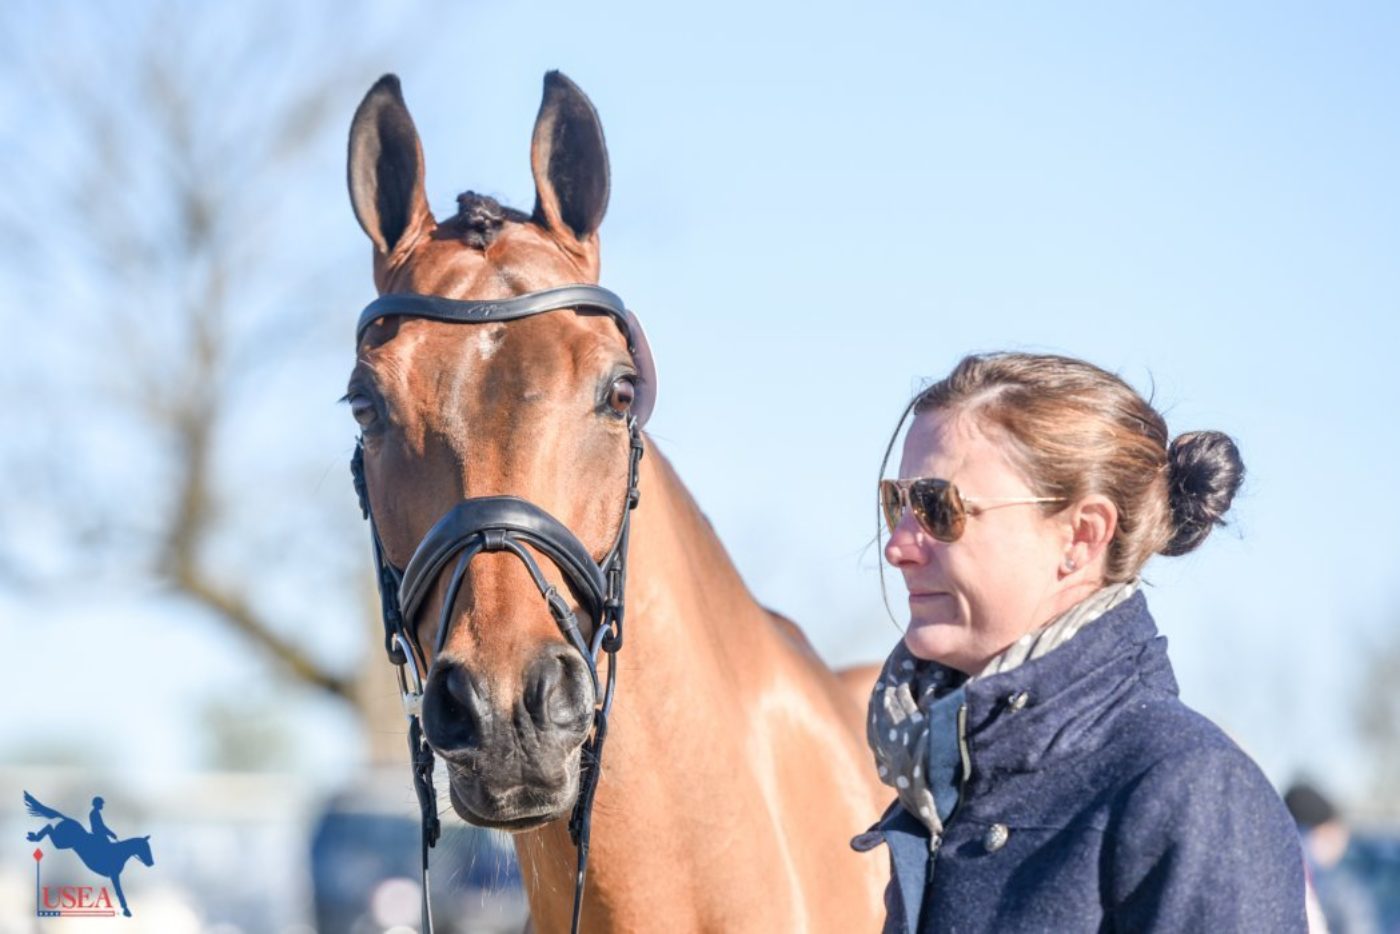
[880,477,1067,542]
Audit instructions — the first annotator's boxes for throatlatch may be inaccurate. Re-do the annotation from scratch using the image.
[350,284,650,934]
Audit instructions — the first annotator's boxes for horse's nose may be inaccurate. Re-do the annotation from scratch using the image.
[523,644,594,733]
[422,661,488,758]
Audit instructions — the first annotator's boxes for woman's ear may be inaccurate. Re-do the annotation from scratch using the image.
[1063,495,1118,578]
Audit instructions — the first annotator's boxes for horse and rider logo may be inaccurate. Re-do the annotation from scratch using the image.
[24,791,154,918]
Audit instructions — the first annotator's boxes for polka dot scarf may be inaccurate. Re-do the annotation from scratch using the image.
[867,644,967,846]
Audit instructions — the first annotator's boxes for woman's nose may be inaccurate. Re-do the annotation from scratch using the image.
[884,511,930,567]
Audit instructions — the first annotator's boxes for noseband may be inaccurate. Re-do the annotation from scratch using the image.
[349,285,651,934]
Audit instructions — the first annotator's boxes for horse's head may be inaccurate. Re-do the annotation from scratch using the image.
[133,836,153,867]
[347,73,643,831]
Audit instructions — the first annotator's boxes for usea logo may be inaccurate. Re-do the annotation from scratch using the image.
[24,791,154,919]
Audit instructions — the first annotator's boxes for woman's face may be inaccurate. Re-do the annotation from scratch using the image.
[885,409,1073,673]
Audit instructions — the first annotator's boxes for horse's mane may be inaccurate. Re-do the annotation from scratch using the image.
[438,191,532,249]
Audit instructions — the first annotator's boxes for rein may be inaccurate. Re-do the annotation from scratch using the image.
[349,285,651,934]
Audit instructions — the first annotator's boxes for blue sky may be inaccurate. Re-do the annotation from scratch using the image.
[4,1,1398,807]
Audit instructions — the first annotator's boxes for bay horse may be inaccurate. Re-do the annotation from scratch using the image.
[345,72,887,932]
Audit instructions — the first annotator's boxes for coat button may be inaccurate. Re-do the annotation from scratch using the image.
[983,823,1010,852]
[1007,691,1030,711]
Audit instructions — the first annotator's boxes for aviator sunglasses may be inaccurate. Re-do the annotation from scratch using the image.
[879,477,1066,542]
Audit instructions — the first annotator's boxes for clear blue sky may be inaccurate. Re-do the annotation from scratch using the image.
[4,1,1398,806]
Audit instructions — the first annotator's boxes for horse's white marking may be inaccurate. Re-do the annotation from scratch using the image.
[472,325,507,362]
[439,324,506,431]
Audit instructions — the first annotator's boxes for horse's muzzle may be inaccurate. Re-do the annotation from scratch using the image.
[445,758,582,831]
[422,644,595,828]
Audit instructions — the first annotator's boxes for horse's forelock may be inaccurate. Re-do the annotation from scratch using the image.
[440,191,531,249]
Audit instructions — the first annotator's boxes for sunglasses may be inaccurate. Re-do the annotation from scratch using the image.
[879,477,1066,542]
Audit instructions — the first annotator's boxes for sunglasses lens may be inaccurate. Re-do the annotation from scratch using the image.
[910,479,965,542]
[879,480,904,533]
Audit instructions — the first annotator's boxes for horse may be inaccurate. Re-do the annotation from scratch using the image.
[345,72,888,931]
[25,795,153,918]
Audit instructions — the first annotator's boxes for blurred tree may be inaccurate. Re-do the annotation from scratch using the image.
[0,0,425,766]
[201,695,296,773]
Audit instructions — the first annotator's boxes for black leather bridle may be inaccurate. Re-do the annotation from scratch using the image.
[349,284,653,934]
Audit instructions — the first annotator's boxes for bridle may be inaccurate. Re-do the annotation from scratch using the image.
[349,284,656,934]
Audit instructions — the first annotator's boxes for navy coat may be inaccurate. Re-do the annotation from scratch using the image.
[852,591,1306,933]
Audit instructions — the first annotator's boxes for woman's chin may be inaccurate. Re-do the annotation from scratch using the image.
[903,615,962,664]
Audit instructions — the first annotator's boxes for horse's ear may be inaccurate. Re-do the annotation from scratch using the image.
[530,71,610,244]
[348,74,435,257]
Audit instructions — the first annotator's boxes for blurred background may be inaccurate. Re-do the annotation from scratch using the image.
[1,1,1396,931]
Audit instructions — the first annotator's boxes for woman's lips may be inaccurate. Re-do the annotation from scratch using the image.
[907,591,957,626]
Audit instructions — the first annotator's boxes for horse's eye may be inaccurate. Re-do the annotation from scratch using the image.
[349,394,380,430]
[607,377,636,415]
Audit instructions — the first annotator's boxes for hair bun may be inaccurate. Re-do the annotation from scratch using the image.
[1160,431,1245,556]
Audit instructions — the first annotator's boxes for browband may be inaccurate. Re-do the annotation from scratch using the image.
[357,284,628,344]
[356,284,658,426]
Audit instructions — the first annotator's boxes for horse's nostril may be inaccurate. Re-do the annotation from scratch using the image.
[524,646,592,730]
[423,661,487,755]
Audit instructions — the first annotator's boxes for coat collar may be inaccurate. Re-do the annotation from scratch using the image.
[959,589,1177,778]
[855,591,1180,934]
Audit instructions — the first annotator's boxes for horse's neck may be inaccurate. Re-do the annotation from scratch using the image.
[514,441,886,931]
[619,441,765,638]
[605,440,786,697]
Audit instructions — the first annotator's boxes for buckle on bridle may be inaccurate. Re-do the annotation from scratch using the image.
[393,632,425,718]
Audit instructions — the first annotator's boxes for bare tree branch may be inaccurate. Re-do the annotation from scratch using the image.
[0,0,418,764]
[170,564,355,701]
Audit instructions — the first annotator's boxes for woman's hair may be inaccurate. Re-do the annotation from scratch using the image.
[912,353,1244,581]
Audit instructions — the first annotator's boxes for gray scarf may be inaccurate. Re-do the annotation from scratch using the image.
[867,581,1139,843]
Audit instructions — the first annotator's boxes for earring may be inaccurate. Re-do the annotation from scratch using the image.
[1063,557,1077,572]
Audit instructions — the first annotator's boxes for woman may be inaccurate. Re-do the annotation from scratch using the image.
[854,353,1305,932]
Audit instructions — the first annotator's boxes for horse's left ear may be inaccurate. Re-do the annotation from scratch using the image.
[531,71,610,244]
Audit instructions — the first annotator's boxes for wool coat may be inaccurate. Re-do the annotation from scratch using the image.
[852,591,1307,933]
